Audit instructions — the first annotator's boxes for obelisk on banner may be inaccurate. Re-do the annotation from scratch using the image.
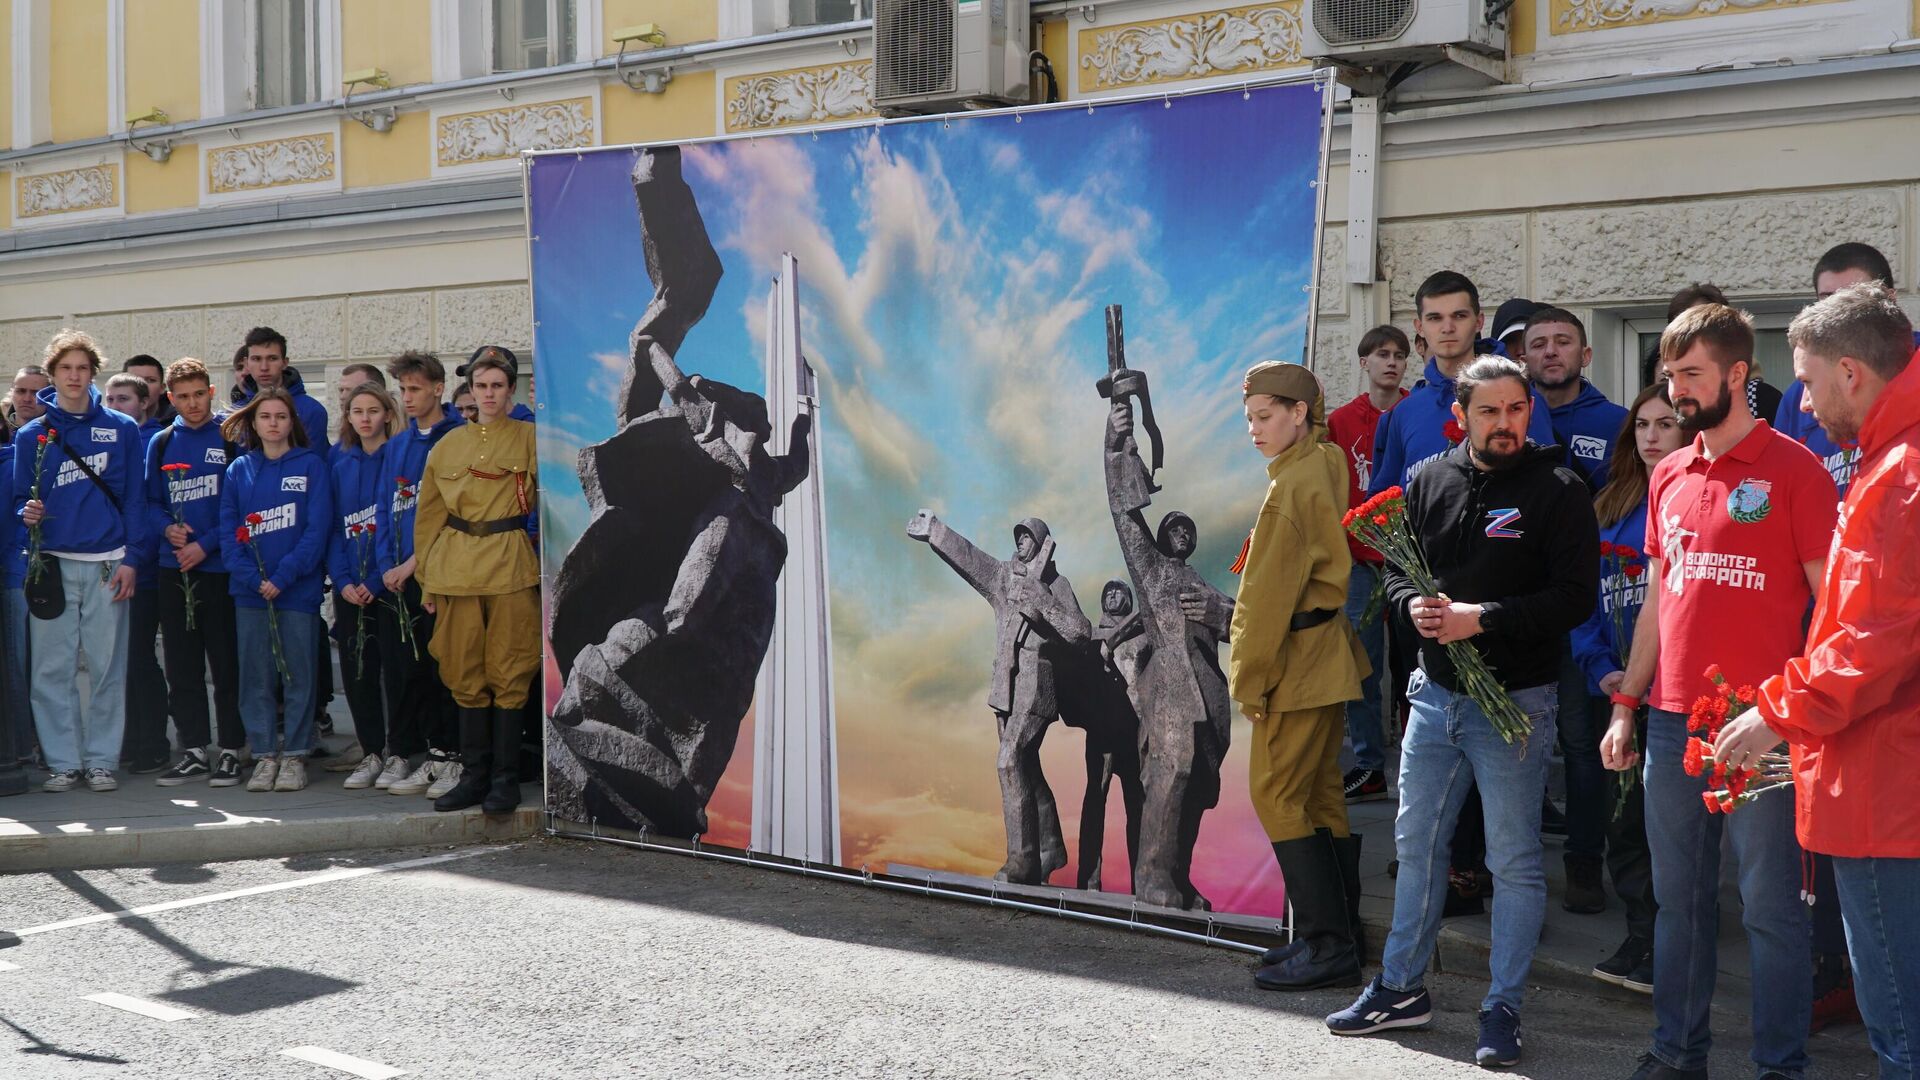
[751,253,842,864]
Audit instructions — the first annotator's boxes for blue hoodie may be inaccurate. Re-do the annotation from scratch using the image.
[0,444,20,589]
[11,385,146,561]
[510,402,536,423]
[1774,381,1857,495]
[145,415,234,575]
[231,367,332,463]
[1570,501,1650,696]
[220,446,334,614]
[328,441,389,597]
[375,411,465,576]
[1367,357,1559,495]
[1548,379,1628,493]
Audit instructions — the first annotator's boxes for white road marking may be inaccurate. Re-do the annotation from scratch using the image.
[16,847,503,937]
[84,992,195,1022]
[0,959,19,972]
[280,1045,407,1078]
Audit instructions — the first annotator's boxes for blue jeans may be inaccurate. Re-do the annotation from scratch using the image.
[1833,856,1920,1079]
[236,607,319,756]
[3,587,31,759]
[1644,708,1810,1077]
[28,557,129,773]
[1380,669,1558,1012]
[1343,561,1389,772]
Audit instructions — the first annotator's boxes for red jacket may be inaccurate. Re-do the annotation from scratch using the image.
[1327,390,1406,564]
[1759,352,1920,858]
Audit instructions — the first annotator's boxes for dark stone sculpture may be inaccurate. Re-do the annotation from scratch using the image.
[906,512,1092,885]
[545,146,811,837]
[1099,311,1235,911]
[1057,579,1148,892]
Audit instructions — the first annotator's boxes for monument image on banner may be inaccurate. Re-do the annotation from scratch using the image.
[529,80,1325,920]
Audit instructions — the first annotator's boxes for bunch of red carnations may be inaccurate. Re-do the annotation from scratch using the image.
[1683,664,1792,814]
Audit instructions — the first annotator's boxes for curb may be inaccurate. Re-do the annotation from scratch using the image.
[0,806,540,873]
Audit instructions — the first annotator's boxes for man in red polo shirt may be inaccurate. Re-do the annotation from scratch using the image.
[1599,303,1836,1080]
[1325,324,1409,802]
[1715,283,1920,1079]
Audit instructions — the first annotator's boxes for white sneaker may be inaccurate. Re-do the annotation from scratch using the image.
[246,757,280,792]
[273,755,308,792]
[343,753,385,790]
[387,755,443,796]
[43,769,81,793]
[85,768,118,792]
[426,761,464,799]
[373,755,411,790]
[322,741,366,772]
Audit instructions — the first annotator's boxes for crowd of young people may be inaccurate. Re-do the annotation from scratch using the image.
[3,330,540,816]
[1228,242,1918,1078]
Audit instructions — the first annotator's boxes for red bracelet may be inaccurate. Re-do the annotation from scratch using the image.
[1610,691,1643,710]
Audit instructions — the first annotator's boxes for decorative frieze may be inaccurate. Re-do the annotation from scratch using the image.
[1553,0,1830,33]
[18,164,119,218]
[208,134,337,194]
[435,98,595,166]
[723,61,874,133]
[1078,3,1305,91]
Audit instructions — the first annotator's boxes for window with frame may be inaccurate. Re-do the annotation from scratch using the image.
[492,0,578,73]
[1623,311,1793,397]
[252,0,319,109]
[788,0,866,26]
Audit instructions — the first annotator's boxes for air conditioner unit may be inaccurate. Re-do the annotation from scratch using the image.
[1300,0,1507,81]
[873,0,1031,115]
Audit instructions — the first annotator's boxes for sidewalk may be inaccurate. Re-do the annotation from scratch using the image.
[0,691,537,873]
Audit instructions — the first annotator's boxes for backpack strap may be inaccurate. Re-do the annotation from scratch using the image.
[57,440,120,513]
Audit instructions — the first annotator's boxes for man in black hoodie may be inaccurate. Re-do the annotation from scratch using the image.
[1328,357,1598,1069]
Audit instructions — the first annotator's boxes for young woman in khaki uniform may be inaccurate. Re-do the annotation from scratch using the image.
[414,354,539,814]
[1227,361,1370,992]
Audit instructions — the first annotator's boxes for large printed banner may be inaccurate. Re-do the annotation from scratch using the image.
[529,81,1325,921]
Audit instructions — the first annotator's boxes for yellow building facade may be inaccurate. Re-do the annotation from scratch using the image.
[2,0,1918,418]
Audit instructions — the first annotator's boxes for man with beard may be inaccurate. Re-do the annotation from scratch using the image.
[1600,303,1836,1080]
[1328,358,1597,1070]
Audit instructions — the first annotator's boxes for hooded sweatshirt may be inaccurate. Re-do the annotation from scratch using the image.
[0,444,20,589]
[219,445,334,615]
[231,367,332,463]
[1569,501,1651,695]
[1547,379,1628,492]
[1382,441,1599,694]
[328,440,389,597]
[1368,358,1559,497]
[374,410,464,576]
[11,385,146,562]
[144,415,234,575]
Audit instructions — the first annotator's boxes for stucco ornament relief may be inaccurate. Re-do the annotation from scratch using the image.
[436,99,594,166]
[208,134,336,193]
[18,165,118,217]
[1079,4,1303,90]
[1556,0,1819,31]
[724,62,874,132]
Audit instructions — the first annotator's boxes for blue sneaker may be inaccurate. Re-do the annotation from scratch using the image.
[1475,1003,1522,1068]
[1326,975,1433,1035]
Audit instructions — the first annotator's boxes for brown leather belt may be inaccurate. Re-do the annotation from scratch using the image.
[446,514,528,537]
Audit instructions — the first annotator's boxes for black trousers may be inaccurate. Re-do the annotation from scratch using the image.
[314,604,334,724]
[122,585,171,763]
[1600,699,1657,941]
[158,569,243,751]
[335,597,388,754]
[376,578,455,757]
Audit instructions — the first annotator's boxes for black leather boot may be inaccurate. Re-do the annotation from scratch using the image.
[434,706,492,812]
[1332,831,1366,960]
[1255,832,1362,991]
[482,705,523,815]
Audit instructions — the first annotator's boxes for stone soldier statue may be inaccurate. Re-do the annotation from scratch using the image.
[907,511,1091,885]
[1103,376,1236,911]
[1055,578,1147,892]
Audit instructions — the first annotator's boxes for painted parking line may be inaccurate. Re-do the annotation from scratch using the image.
[280,1045,407,1079]
[16,846,504,937]
[83,992,195,1022]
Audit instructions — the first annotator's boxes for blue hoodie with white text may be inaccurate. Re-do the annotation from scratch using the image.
[374,411,464,577]
[11,385,146,562]
[327,441,389,597]
[1548,379,1629,493]
[144,415,233,575]
[231,367,333,463]
[220,446,334,615]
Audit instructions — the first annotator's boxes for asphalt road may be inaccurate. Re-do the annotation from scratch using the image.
[0,839,1882,1079]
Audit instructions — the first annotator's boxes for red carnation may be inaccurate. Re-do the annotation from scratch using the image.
[1623,563,1646,579]
[365,523,376,533]
[1599,540,1616,557]
[1726,770,1748,797]
[36,433,47,445]
[1701,791,1720,814]
[1736,685,1756,704]
[1442,420,1465,444]
[246,512,263,525]
[1711,696,1729,719]
[1616,545,1641,559]
[1682,737,1706,777]
[1342,508,1358,528]
[348,524,362,536]
[235,526,251,544]
[1704,663,1724,684]
[1370,513,1387,526]
[44,430,55,441]
[1687,710,1706,733]
[1384,486,1403,501]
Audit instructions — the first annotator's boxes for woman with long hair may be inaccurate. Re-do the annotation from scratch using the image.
[218,388,333,792]
[1571,383,1684,995]
[328,383,404,790]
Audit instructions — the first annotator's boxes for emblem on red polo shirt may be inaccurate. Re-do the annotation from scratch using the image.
[1727,479,1773,524]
